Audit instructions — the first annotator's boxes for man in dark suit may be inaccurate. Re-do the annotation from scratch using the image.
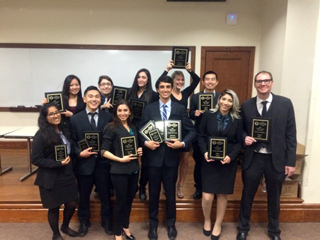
[70,86,113,237]
[236,71,297,240]
[189,70,220,199]
[139,75,196,240]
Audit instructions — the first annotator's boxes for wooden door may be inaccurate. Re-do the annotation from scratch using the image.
[201,47,255,104]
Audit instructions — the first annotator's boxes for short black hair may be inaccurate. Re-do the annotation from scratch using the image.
[84,85,100,95]
[98,75,114,86]
[155,75,173,89]
[202,71,218,80]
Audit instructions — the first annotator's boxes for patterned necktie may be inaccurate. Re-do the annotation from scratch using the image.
[162,105,167,120]
[89,112,97,129]
[261,101,267,117]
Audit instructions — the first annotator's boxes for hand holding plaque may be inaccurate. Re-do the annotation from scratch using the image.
[121,136,137,157]
[54,144,67,161]
[85,132,100,152]
[164,120,181,141]
[78,139,90,151]
[199,94,213,112]
[209,137,227,160]
[45,92,64,111]
[171,47,189,68]
[251,117,270,142]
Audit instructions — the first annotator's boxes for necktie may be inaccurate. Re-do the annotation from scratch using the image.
[162,105,167,120]
[89,112,97,129]
[219,115,225,135]
[261,101,267,117]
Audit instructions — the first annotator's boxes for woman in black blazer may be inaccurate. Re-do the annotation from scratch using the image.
[31,102,78,240]
[198,89,242,240]
[101,100,142,240]
[127,68,157,201]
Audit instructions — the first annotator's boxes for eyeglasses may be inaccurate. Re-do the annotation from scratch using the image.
[255,79,272,85]
[47,111,61,117]
[99,83,112,87]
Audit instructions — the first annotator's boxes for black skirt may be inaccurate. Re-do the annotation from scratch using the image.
[201,158,237,194]
[39,174,78,209]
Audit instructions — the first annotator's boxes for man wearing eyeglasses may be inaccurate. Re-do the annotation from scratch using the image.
[236,71,297,240]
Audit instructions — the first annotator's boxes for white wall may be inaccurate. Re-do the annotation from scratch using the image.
[1,0,320,203]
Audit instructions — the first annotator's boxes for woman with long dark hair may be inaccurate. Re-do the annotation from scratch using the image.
[101,100,142,240]
[198,89,242,240]
[161,60,200,198]
[32,102,78,240]
[127,68,157,201]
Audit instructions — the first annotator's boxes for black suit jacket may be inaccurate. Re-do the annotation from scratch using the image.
[31,130,70,189]
[70,109,112,175]
[189,91,220,130]
[198,111,243,161]
[139,100,197,168]
[101,123,140,174]
[241,93,297,172]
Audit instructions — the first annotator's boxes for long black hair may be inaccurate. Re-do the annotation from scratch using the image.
[62,74,82,107]
[127,68,153,104]
[38,102,71,149]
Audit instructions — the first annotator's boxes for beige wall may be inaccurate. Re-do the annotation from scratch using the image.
[1,0,320,203]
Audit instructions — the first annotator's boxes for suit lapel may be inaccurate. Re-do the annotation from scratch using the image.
[80,110,93,130]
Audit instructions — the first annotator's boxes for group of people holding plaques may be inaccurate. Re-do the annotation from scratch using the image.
[32,45,296,240]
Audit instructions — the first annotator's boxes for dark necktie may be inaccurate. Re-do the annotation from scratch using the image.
[219,116,225,135]
[89,112,97,129]
[261,101,267,117]
[162,105,168,120]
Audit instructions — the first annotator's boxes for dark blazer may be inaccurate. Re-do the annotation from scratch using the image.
[61,97,86,129]
[70,109,112,175]
[139,100,197,167]
[241,93,297,172]
[101,123,140,174]
[31,130,65,189]
[198,111,243,161]
[189,91,220,130]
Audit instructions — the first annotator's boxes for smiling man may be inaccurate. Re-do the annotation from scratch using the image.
[139,75,196,240]
[189,71,220,199]
[237,71,297,240]
[70,86,113,237]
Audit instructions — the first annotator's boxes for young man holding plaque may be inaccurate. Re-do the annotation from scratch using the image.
[139,75,196,240]
[189,70,220,199]
[236,71,297,240]
[70,86,113,237]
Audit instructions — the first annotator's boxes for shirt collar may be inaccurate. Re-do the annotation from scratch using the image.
[159,99,171,108]
[256,93,273,104]
[86,108,99,115]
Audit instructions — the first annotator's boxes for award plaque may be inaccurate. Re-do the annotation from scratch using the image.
[130,99,146,119]
[45,92,64,111]
[172,47,189,68]
[209,137,227,160]
[164,120,181,141]
[199,94,213,111]
[154,121,164,134]
[121,136,137,157]
[54,144,67,162]
[78,139,90,151]
[84,132,100,152]
[251,118,270,142]
[139,120,156,141]
[149,129,163,143]
[111,86,128,105]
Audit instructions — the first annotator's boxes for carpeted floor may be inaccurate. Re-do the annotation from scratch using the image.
[0,222,319,240]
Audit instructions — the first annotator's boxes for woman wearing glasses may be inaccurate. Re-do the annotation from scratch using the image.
[32,102,78,240]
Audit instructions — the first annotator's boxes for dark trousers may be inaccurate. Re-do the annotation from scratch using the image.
[139,156,148,189]
[148,165,178,229]
[192,140,203,191]
[237,153,286,236]
[76,163,112,225]
[111,172,139,236]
